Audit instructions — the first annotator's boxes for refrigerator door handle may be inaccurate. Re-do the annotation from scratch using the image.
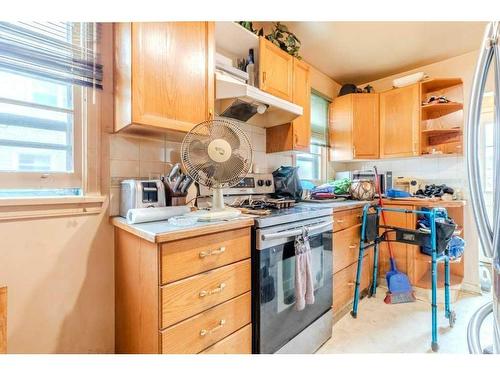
[493,35,500,260]
[467,22,497,259]
[467,302,494,354]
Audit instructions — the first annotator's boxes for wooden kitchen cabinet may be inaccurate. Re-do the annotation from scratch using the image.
[332,207,373,322]
[329,93,379,161]
[259,37,293,101]
[379,83,420,158]
[114,220,253,354]
[266,58,311,153]
[114,22,215,133]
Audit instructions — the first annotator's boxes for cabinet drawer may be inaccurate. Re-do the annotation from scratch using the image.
[161,292,251,354]
[161,228,250,284]
[201,324,252,354]
[333,254,372,313]
[333,225,361,273]
[333,208,363,233]
[161,259,251,328]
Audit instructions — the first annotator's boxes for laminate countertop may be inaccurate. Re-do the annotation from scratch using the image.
[298,200,372,212]
[111,215,255,243]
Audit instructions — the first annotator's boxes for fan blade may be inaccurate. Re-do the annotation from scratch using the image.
[213,154,245,182]
[188,139,208,158]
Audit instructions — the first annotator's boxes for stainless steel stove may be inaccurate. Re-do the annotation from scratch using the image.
[197,173,334,353]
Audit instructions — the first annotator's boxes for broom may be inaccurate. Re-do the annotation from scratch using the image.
[373,166,416,304]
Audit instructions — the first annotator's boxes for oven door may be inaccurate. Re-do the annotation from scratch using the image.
[254,219,333,354]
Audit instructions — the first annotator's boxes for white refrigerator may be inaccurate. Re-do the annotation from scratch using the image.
[466,21,500,354]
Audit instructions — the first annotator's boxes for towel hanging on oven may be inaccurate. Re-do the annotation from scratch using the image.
[294,227,315,311]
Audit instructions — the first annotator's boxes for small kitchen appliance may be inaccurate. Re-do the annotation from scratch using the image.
[181,117,253,221]
[394,177,422,195]
[119,179,166,217]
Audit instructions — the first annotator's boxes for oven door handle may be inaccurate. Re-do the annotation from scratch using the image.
[261,220,333,241]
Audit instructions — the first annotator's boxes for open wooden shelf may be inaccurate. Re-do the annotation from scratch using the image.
[215,22,259,60]
[414,268,463,289]
[421,78,463,93]
[421,127,462,136]
[421,102,463,120]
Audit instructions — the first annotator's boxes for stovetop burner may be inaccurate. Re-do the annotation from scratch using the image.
[230,197,296,211]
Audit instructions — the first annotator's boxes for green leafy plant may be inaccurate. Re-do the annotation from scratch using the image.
[237,22,264,37]
[265,22,301,59]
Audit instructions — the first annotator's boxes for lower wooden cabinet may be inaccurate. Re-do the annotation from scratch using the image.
[115,223,253,354]
[201,324,252,354]
[332,207,373,321]
[333,254,372,317]
[161,292,251,354]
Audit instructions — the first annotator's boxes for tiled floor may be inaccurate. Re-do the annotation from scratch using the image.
[318,290,493,353]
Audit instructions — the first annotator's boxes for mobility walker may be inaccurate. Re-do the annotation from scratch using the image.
[351,203,458,352]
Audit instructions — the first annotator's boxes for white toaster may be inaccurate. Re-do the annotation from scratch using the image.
[119,179,166,217]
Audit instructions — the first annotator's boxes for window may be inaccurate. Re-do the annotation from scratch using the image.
[0,22,102,196]
[296,91,330,182]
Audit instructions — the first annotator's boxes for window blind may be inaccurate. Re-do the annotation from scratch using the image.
[310,92,329,146]
[0,22,103,89]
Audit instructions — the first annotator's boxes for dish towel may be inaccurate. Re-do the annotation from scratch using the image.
[295,228,315,311]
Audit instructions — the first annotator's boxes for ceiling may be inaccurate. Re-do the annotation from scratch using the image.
[280,22,487,84]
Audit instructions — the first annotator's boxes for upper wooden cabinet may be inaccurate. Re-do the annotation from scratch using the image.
[266,59,311,153]
[258,37,293,102]
[328,93,379,161]
[114,22,215,133]
[379,84,420,158]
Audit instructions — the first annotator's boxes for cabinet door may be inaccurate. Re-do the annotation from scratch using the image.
[379,84,420,158]
[259,37,293,101]
[131,22,214,132]
[329,95,353,161]
[352,94,379,159]
[292,59,311,151]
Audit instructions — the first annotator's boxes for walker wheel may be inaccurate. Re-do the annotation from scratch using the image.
[449,310,456,328]
[350,311,357,319]
[431,342,439,352]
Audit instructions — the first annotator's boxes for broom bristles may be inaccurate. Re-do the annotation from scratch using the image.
[384,291,416,304]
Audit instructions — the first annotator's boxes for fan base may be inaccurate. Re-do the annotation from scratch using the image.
[190,207,241,222]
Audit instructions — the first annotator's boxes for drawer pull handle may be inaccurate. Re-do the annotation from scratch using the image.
[347,282,355,287]
[349,244,358,249]
[199,283,226,297]
[336,219,345,224]
[199,246,226,258]
[200,319,226,336]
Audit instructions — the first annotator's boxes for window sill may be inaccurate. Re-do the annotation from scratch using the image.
[0,195,106,221]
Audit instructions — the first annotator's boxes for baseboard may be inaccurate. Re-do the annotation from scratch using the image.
[460,281,482,295]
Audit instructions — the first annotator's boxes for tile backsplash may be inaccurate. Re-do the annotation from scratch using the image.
[332,154,467,194]
[106,122,294,215]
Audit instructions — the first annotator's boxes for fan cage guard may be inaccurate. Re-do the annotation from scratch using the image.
[181,117,253,190]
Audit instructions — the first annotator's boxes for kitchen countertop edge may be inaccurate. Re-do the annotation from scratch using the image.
[110,216,255,243]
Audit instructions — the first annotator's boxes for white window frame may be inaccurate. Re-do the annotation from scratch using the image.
[0,71,85,191]
[294,90,330,184]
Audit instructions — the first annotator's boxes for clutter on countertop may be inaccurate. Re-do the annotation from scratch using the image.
[415,184,455,199]
[126,206,191,225]
[350,179,376,201]
[272,166,303,202]
[385,188,412,198]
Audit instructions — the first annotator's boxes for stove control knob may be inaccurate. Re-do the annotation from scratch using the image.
[257,179,264,186]
[265,180,272,187]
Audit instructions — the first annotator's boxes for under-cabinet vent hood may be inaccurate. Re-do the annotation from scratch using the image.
[215,72,303,127]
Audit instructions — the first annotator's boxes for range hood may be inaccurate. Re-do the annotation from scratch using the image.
[215,72,303,127]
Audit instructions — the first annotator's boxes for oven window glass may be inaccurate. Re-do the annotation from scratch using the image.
[277,234,325,313]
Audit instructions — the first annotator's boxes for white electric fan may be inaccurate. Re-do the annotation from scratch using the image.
[181,117,253,221]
